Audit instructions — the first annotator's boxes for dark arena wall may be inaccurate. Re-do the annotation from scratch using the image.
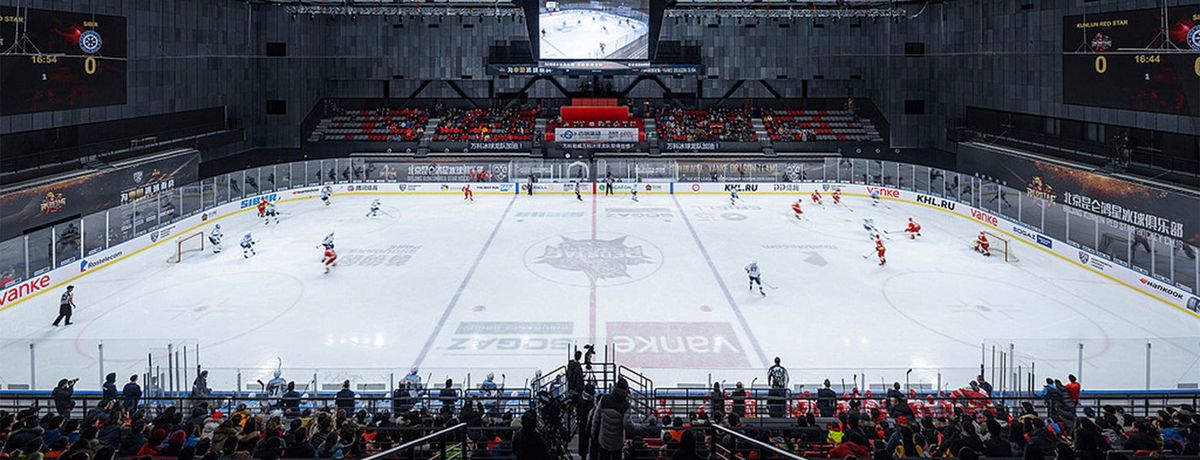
[1,0,1197,152]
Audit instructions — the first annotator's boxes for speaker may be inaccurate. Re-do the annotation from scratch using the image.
[266,100,287,115]
[265,42,287,57]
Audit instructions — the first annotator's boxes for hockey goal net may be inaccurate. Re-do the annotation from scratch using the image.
[978,230,1018,262]
[167,232,205,263]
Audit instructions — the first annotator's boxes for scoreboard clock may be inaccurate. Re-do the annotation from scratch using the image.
[1061,6,1200,116]
[0,7,127,115]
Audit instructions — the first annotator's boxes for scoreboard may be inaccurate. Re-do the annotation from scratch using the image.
[0,7,127,116]
[1061,6,1200,116]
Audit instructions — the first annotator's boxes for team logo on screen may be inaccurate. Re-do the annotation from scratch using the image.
[79,30,103,54]
[1025,176,1056,203]
[39,192,67,214]
[1187,27,1200,50]
[1089,33,1112,52]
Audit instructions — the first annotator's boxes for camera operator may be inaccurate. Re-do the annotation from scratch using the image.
[53,378,79,416]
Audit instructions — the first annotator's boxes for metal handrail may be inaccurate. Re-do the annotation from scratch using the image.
[363,422,467,460]
[711,423,807,460]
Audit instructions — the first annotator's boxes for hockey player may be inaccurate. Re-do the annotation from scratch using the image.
[744,261,765,296]
[729,188,740,206]
[832,188,842,205]
[462,185,474,202]
[322,246,338,274]
[791,200,804,220]
[811,190,824,206]
[320,185,334,206]
[973,231,991,256]
[367,199,381,217]
[630,186,639,203]
[905,218,922,239]
[875,236,887,266]
[404,367,423,389]
[870,189,881,206]
[574,182,583,201]
[321,232,335,250]
[209,224,224,253]
[241,233,256,258]
[263,201,279,225]
[257,199,268,218]
[863,218,881,240]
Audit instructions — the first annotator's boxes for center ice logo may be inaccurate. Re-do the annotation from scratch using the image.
[525,233,662,287]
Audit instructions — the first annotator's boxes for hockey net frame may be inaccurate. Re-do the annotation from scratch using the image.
[980,230,1018,262]
[167,232,205,263]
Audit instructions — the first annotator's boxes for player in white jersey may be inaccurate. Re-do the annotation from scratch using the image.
[870,189,881,206]
[320,186,333,206]
[241,233,256,258]
[366,199,381,217]
[574,182,583,201]
[729,189,740,206]
[209,225,224,253]
[630,185,639,203]
[321,233,335,250]
[263,201,279,225]
[863,218,881,240]
[744,261,765,296]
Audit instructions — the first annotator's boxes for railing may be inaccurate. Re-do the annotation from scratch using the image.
[364,423,468,460]
[711,423,807,460]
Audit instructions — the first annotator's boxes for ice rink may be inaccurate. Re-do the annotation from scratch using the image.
[540,10,647,60]
[1,189,1197,391]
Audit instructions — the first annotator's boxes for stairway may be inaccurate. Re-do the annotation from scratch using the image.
[643,118,660,155]
[417,118,440,156]
[308,118,332,142]
[752,118,775,156]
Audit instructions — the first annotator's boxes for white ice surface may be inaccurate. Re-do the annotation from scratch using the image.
[1,192,1196,391]
[540,10,646,60]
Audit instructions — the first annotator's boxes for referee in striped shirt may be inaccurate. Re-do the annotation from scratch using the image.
[52,285,75,326]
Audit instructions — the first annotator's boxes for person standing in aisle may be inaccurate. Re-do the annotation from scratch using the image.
[53,285,76,326]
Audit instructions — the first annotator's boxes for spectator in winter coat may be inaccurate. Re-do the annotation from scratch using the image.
[121,375,142,411]
[191,371,211,410]
[730,382,747,418]
[590,378,635,460]
[817,379,838,417]
[710,382,725,420]
[52,379,77,416]
[101,373,118,404]
[438,379,458,416]
[513,410,552,460]
[335,380,356,413]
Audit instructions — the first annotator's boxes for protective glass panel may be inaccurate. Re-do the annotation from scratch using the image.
[930,169,945,197]
[801,161,824,182]
[82,211,107,256]
[351,159,368,182]
[1066,212,1096,251]
[307,160,322,186]
[851,158,867,184]
[262,165,277,193]
[228,171,245,199]
[1043,201,1068,243]
[243,168,262,196]
[1171,243,1198,293]
[53,220,82,267]
[1097,220,1131,265]
[1130,229,1153,274]
[1019,191,1043,231]
[133,199,158,237]
[881,162,898,188]
[1151,235,1174,282]
[279,164,293,190]
[215,174,230,205]
[0,238,26,287]
[26,228,52,276]
[914,166,930,194]
[867,160,882,185]
[997,186,1020,222]
[898,164,914,191]
[200,179,216,210]
[159,191,181,225]
[110,204,137,246]
[181,185,201,217]
[823,158,838,183]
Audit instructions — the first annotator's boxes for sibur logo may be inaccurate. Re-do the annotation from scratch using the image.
[240,194,277,209]
[970,209,999,226]
[916,195,955,210]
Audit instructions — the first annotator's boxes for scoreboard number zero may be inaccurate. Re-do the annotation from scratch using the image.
[1094,55,1107,74]
[84,56,97,75]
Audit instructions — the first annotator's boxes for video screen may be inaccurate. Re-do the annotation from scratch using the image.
[538,0,650,60]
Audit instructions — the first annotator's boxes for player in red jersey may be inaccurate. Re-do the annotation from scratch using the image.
[905,218,922,239]
[810,190,823,205]
[832,188,842,205]
[791,201,803,219]
[973,231,991,256]
[462,184,474,202]
[257,199,268,218]
[322,247,338,273]
[875,236,887,266]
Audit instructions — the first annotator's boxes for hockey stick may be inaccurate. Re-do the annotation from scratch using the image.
[837,202,855,213]
[861,250,876,259]
[762,281,780,290]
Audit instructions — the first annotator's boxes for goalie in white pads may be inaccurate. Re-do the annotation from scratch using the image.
[973,231,991,257]
[320,186,333,206]
[241,233,257,258]
[209,225,224,253]
[367,199,381,217]
[744,262,766,296]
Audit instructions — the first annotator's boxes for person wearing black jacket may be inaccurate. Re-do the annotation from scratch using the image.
[392,382,414,415]
[438,379,458,416]
[282,382,301,416]
[710,382,726,420]
[122,374,142,411]
[730,382,747,418]
[101,373,118,404]
[52,378,78,416]
[514,409,552,460]
[577,383,597,460]
[566,351,584,399]
[335,380,355,413]
[817,379,837,417]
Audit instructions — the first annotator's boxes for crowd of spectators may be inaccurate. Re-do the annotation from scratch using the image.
[4,363,1198,460]
[654,108,756,142]
[434,108,536,142]
[320,108,428,142]
[546,117,641,130]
